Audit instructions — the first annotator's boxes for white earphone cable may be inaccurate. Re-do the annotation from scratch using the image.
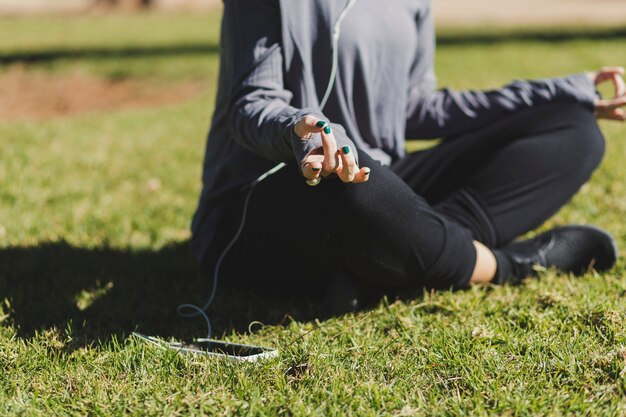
[320,0,358,110]
[178,0,358,339]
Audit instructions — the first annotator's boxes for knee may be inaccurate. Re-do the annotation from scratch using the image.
[327,161,473,289]
[562,103,605,175]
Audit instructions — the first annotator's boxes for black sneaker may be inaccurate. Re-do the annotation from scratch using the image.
[498,225,618,282]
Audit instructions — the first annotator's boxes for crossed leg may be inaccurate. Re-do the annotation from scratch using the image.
[212,103,604,293]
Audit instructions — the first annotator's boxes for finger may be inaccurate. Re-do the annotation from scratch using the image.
[608,95,626,107]
[294,115,329,139]
[597,96,626,110]
[596,97,626,120]
[595,67,626,97]
[352,167,371,183]
[613,73,626,97]
[336,145,357,182]
[601,109,626,121]
[603,66,625,75]
[320,125,338,175]
[596,66,625,83]
[300,161,324,180]
[608,108,626,121]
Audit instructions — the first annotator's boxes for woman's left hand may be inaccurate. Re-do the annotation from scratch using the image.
[587,66,626,121]
[294,115,370,184]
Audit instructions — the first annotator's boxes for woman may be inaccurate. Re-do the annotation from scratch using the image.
[191,0,625,307]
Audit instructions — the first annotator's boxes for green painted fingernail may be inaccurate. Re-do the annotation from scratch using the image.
[312,167,321,172]
[316,120,326,128]
[342,145,350,155]
[323,126,331,134]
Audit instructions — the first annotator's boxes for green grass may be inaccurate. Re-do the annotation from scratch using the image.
[0,13,221,53]
[0,13,221,80]
[2,12,626,416]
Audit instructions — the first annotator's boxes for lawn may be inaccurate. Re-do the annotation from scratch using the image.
[1,12,626,416]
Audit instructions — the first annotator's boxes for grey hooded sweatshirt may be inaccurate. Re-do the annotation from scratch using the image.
[190,0,598,262]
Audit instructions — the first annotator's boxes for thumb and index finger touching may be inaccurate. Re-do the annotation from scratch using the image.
[296,115,370,183]
[297,116,330,180]
[595,66,625,98]
[593,67,626,121]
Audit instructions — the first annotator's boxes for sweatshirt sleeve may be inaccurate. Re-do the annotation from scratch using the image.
[223,0,356,165]
[405,5,599,139]
[405,74,599,139]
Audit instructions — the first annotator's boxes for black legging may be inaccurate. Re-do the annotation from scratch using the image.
[211,103,605,293]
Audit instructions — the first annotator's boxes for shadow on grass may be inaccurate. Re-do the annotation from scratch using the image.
[0,240,327,347]
[0,43,220,65]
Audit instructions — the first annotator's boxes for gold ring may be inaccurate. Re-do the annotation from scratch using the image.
[305,177,321,187]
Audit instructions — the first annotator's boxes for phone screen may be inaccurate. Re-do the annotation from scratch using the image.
[181,340,267,357]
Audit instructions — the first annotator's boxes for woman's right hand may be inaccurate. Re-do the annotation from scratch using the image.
[587,66,626,121]
[294,115,371,184]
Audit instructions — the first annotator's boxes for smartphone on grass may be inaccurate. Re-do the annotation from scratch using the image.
[168,339,278,362]
[133,333,277,363]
